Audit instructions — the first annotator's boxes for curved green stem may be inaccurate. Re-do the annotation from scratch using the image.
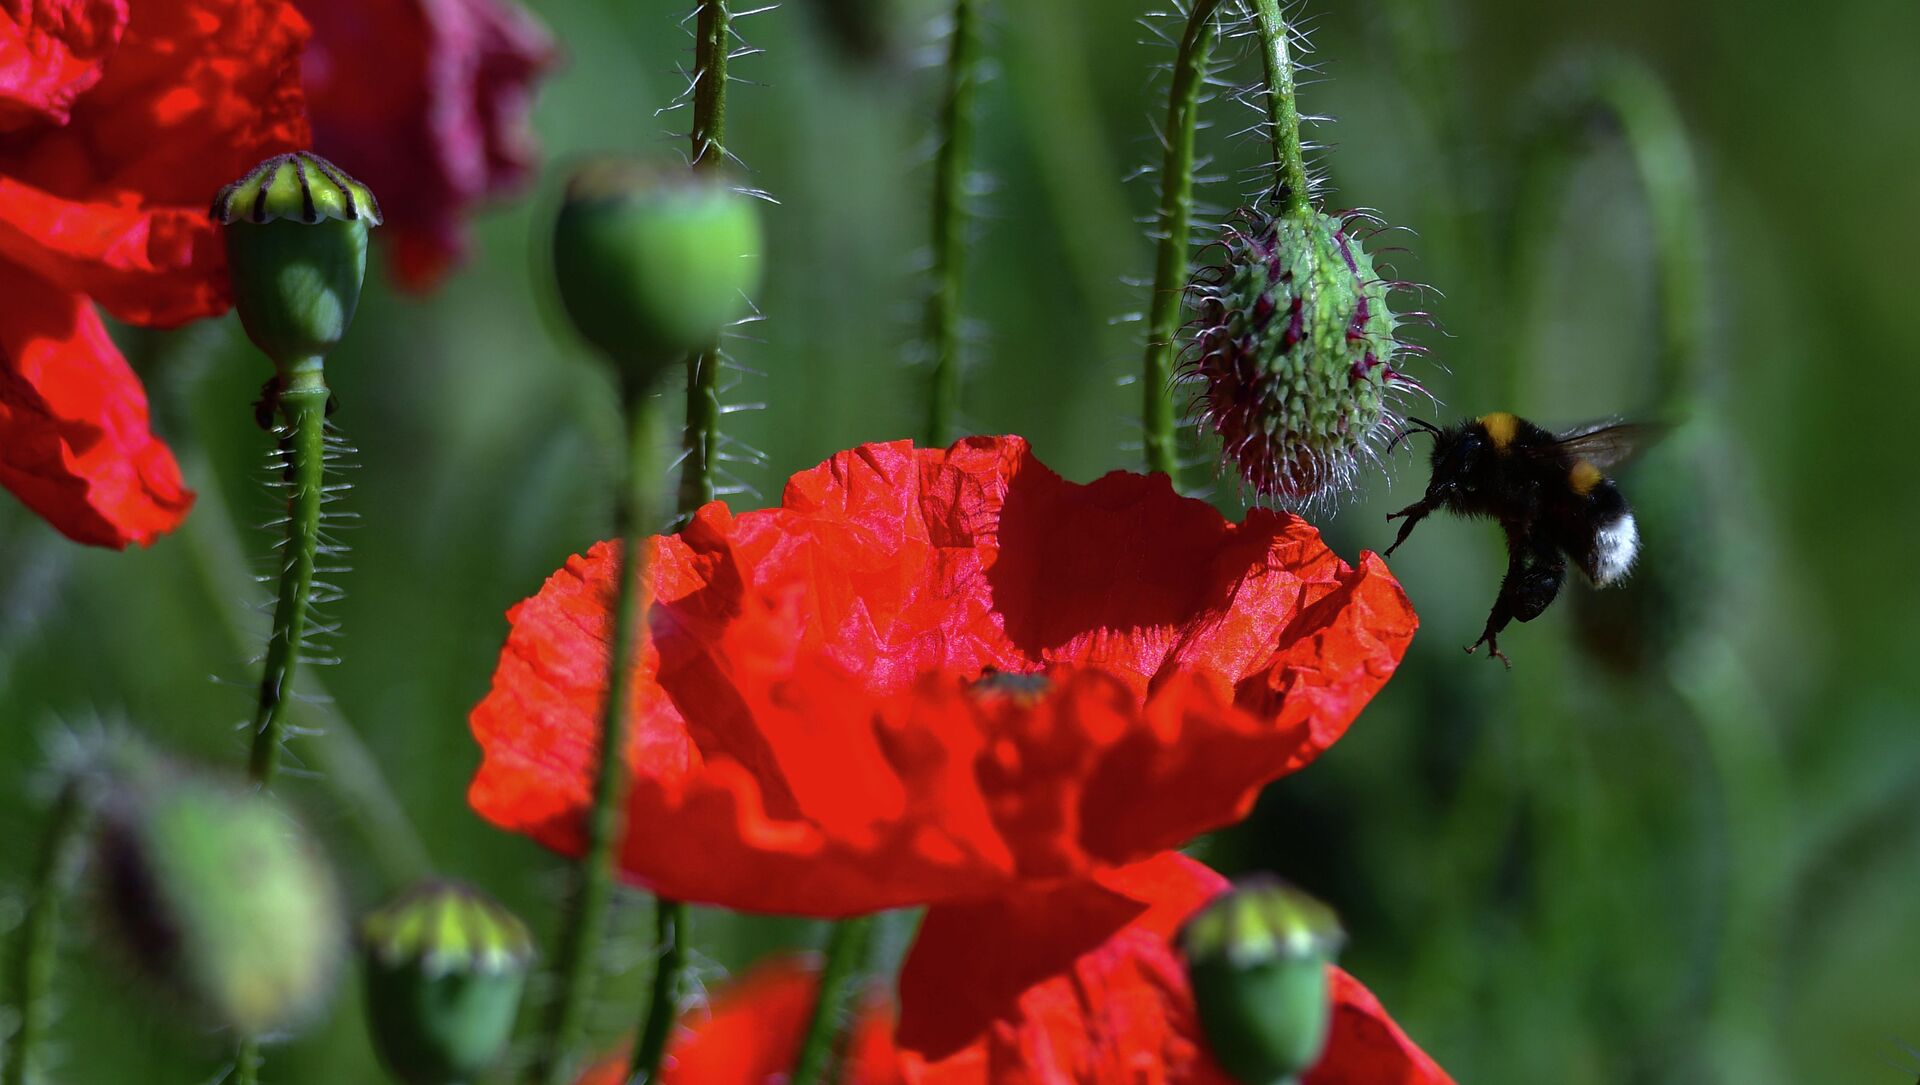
[536,382,661,1085]
[1141,0,1223,476]
[677,0,734,517]
[625,899,687,1085]
[924,0,980,448]
[2,779,94,1085]
[1248,0,1311,215]
[789,916,874,1085]
[248,362,329,787]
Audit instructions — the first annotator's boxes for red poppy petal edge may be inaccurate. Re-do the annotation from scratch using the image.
[0,268,191,547]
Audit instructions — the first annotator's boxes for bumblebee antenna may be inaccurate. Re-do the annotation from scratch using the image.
[1386,417,1442,455]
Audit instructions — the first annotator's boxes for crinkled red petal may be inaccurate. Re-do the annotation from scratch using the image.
[302,0,553,290]
[573,956,900,1085]
[469,437,1415,916]
[895,853,1454,1085]
[0,0,128,132]
[0,265,190,547]
[0,0,309,326]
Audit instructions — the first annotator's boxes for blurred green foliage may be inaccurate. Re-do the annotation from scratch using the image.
[3,0,1918,1082]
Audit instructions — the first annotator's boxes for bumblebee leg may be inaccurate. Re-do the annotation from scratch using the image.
[1466,546,1565,668]
[1383,499,1434,557]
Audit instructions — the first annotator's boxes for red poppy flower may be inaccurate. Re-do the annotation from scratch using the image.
[299,0,554,290]
[0,0,309,546]
[572,855,1452,1085]
[572,955,900,1085]
[469,435,1416,916]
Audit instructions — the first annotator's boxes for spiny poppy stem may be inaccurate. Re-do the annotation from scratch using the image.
[788,915,874,1085]
[248,365,330,787]
[536,379,661,1085]
[1249,0,1312,216]
[677,0,733,518]
[625,898,688,1084]
[1142,0,1224,477]
[924,0,981,448]
[2,778,94,1085]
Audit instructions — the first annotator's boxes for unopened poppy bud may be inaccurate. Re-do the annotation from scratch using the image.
[211,151,381,371]
[1188,205,1420,508]
[551,158,763,381]
[96,750,342,1036]
[360,880,534,1085]
[1181,877,1345,1085]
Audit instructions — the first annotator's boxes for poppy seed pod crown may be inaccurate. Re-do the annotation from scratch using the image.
[1181,877,1346,1085]
[1187,204,1422,508]
[212,152,380,370]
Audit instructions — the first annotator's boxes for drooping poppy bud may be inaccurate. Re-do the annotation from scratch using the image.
[211,152,383,372]
[360,879,534,1085]
[551,158,763,382]
[95,748,342,1037]
[1187,205,1421,508]
[1180,876,1346,1085]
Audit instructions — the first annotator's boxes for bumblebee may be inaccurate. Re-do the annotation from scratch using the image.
[1383,412,1659,666]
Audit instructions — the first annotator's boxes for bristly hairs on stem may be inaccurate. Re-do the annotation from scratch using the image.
[923,0,982,448]
[669,0,777,519]
[247,370,340,788]
[1,746,101,1085]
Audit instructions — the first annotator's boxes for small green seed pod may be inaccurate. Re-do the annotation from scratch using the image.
[95,749,342,1037]
[360,880,534,1085]
[1180,877,1345,1085]
[211,151,381,372]
[551,158,763,381]
[1188,205,1420,508]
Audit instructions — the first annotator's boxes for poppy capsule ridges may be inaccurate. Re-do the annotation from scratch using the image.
[1180,876,1346,1085]
[1187,204,1419,509]
[211,151,381,371]
[361,880,534,1085]
[551,158,764,383]
[95,748,343,1037]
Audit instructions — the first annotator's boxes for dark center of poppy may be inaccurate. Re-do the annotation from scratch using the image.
[969,669,1053,701]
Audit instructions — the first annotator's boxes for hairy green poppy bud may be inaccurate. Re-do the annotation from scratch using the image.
[1181,877,1345,1085]
[211,151,381,371]
[1188,206,1421,508]
[360,880,534,1085]
[96,751,342,1036]
[551,158,763,381]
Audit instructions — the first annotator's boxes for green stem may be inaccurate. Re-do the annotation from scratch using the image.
[924,0,980,448]
[788,916,874,1085]
[2,779,94,1085]
[248,362,329,787]
[176,449,430,889]
[536,382,660,1085]
[1141,0,1223,476]
[625,899,687,1085]
[233,1040,259,1085]
[677,0,733,517]
[1248,0,1311,215]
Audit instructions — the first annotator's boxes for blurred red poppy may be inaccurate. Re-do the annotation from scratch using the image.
[470,436,1416,915]
[573,855,1451,1085]
[0,0,308,546]
[300,0,554,290]
[572,955,899,1085]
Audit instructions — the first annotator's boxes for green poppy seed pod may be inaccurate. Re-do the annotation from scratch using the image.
[211,152,381,371]
[360,880,534,1085]
[96,751,342,1037]
[551,158,763,381]
[1188,205,1422,508]
[1180,877,1346,1085]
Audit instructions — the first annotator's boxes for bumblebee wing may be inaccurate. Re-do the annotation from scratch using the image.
[1539,420,1669,473]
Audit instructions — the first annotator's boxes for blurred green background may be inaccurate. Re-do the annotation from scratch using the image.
[3,0,1917,1081]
